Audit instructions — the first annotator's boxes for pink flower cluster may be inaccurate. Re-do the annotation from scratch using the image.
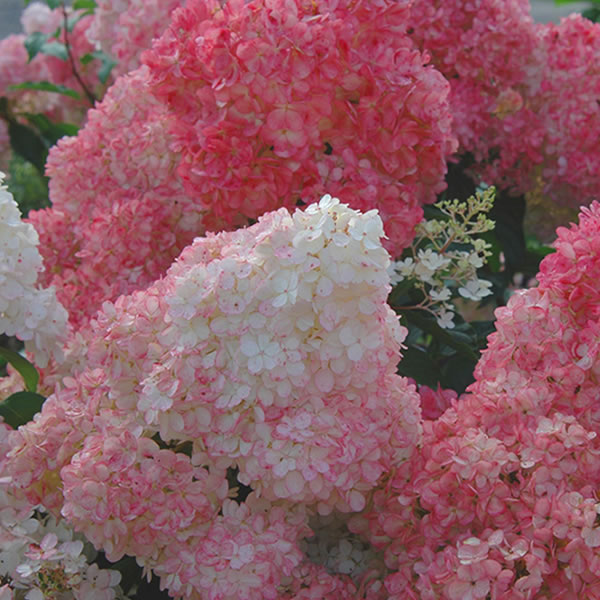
[145,0,456,251]
[348,202,600,598]
[407,0,537,184]
[6,197,421,598]
[408,0,600,211]
[30,68,199,330]
[529,15,600,205]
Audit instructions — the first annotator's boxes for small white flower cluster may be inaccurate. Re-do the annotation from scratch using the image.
[0,174,68,367]
[389,187,495,329]
[0,503,126,600]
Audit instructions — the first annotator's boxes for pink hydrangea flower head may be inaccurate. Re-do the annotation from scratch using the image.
[356,203,600,597]
[471,201,600,433]
[407,0,536,163]
[144,0,457,256]
[408,2,600,210]
[531,15,600,207]
[31,66,200,331]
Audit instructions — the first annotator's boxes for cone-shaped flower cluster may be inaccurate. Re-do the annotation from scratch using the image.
[6,196,421,598]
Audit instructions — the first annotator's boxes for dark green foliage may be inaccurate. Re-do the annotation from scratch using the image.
[393,166,554,394]
[555,0,600,22]
[94,554,171,600]
[0,391,45,429]
[0,347,39,393]
[5,153,50,215]
[10,81,81,99]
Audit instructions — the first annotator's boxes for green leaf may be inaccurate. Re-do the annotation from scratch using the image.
[49,26,62,40]
[489,190,526,274]
[0,348,39,393]
[582,7,600,22]
[39,41,68,61]
[73,0,97,8]
[78,50,117,84]
[398,310,480,363]
[0,392,46,429]
[1,391,45,425]
[24,113,79,145]
[525,234,555,258]
[67,12,92,32]
[5,153,50,216]
[79,53,95,66]
[439,354,476,395]
[23,32,70,62]
[45,0,61,9]
[479,230,502,273]
[93,51,117,84]
[7,120,48,175]
[9,81,81,100]
[24,32,48,62]
[397,346,440,388]
[468,320,497,347]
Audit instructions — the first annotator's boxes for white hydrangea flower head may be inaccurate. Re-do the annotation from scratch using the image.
[0,173,68,366]
[131,194,420,511]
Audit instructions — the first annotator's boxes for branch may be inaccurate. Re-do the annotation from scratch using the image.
[61,2,97,106]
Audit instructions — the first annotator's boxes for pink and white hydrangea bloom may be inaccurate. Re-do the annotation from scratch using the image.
[6,196,421,598]
[32,0,457,337]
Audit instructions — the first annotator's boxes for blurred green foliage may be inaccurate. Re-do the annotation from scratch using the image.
[555,0,600,22]
[5,152,49,216]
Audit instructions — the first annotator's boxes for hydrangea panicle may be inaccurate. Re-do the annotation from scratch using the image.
[6,197,421,598]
